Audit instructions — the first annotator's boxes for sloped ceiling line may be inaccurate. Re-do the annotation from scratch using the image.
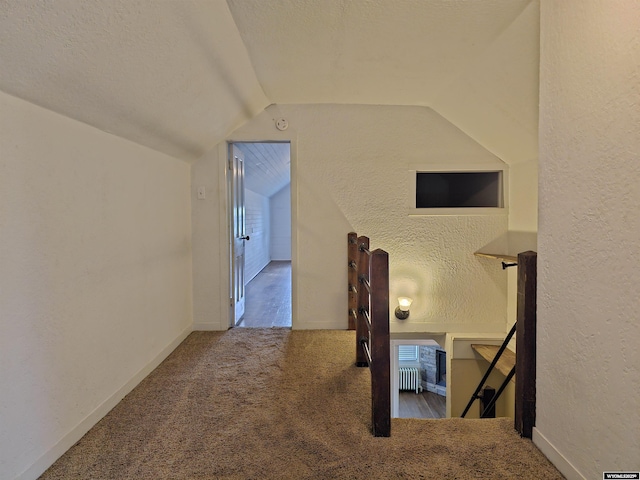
[0,0,539,165]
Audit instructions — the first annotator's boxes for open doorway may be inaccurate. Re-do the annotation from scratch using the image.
[229,142,291,328]
[391,340,446,419]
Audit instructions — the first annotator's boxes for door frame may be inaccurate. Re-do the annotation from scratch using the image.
[229,144,247,326]
[220,134,297,329]
[390,338,442,418]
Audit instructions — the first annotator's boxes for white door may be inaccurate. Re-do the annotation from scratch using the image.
[230,144,249,326]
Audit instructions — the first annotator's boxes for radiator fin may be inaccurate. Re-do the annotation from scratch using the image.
[398,367,422,394]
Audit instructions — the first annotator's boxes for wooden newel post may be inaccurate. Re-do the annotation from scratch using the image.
[347,232,358,330]
[515,251,537,438]
[370,249,390,437]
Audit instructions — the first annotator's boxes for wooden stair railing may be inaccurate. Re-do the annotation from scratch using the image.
[347,232,358,330]
[460,323,517,419]
[348,232,390,437]
[461,251,537,438]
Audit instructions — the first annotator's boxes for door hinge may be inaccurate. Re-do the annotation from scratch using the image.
[228,158,233,170]
[230,297,233,306]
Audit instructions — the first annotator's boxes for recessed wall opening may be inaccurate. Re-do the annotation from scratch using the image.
[392,340,446,419]
[416,171,503,208]
[228,141,292,328]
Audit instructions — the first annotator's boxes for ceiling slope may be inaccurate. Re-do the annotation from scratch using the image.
[228,0,539,164]
[0,0,269,162]
[227,0,532,106]
[1,0,539,165]
[430,1,540,164]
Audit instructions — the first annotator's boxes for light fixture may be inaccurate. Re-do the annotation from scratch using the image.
[395,297,412,320]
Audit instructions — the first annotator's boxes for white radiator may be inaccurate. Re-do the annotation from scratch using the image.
[398,367,422,394]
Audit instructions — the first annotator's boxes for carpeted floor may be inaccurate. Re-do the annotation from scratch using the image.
[40,329,564,479]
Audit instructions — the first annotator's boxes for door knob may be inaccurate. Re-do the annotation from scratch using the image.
[240,235,250,241]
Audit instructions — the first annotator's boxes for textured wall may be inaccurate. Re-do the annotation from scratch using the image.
[506,159,539,338]
[0,91,193,479]
[207,104,510,331]
[537,2,640,478]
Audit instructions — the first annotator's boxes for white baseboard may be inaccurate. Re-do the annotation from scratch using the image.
[192,322,226,331]
[532,427,586,480]
[294,321,344,330]
[17,325,193,480]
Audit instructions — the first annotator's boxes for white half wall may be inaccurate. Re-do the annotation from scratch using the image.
[193,104,510,331]
[0,91,193,480]
[537,2,640,479]
[270,184,291,261]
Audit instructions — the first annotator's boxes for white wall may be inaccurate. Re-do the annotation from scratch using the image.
[506,159,539,334]
[244,188,271,282]
[270,184,291,261]
[536,2,640,479]
[193,104,509,332]
[191,147,227,331]
[0,91,193,480]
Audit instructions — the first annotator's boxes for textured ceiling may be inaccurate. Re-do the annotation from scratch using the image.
[0,0,269,161]
[227,0,533,106]
[0,0,539,164]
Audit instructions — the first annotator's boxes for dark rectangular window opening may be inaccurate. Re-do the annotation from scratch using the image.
[416,171,502,208]
[436,350,446,387]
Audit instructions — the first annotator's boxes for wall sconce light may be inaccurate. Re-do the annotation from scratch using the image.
[395,297,412,320]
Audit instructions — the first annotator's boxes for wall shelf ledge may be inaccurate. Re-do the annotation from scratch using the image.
[471,344,516,381]
[473,252,518,262]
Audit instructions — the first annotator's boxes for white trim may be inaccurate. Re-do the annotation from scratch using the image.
[16,325,192,480]
[390,322,507,335]
[218,141,232,330]
[292,320,342,330]
[222,132,298,329]
[447,335,506,360]
[192,322,223,331]
[532,427,587,480]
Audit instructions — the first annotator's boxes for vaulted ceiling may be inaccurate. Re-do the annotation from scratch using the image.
[0,0,539,164]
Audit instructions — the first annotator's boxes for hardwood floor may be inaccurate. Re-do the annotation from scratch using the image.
[237,261,291,328]
[398,390,446,419]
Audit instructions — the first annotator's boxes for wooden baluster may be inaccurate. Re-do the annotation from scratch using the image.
[355,236,370,367]
[347,232,358,330]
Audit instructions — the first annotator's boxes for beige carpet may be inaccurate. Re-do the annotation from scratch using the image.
[40,329,564,479]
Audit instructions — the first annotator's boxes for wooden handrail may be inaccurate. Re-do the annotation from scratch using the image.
[349,232,390,437]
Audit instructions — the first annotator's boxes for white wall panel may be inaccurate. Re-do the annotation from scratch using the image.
[537,2,640,478]
[245,188,271,282]
[0,91,192,480]
[270,184,291,261]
